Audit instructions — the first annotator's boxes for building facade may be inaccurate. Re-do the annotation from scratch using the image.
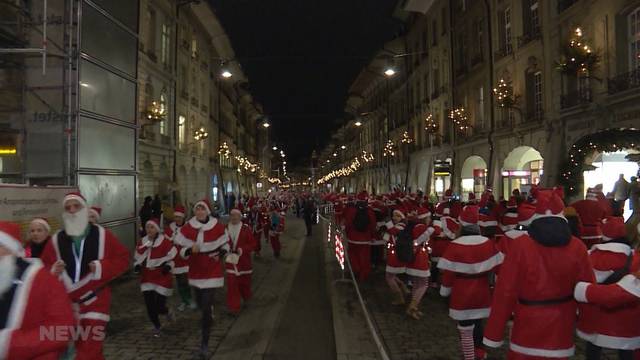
[318,0,640,202]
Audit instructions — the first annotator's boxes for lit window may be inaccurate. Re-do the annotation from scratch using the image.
[159,92,167,135]
[629,7,640,71]
[178,115,186,149]
[161,23,170,65]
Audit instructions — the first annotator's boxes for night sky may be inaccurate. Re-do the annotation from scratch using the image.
[209,0,401,167]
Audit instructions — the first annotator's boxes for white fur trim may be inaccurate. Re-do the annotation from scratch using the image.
[406,268,431,277]
[63,194,87,208]
[577,329,640,350]
[193,201,211,214]
[226,269,253,276]
[617,275,640,298]
[385,266,406,274]
[483,337,504,348]
[141,283,173,296]
[449,307,490,320]
[452,235,489,246]
[504,230,527,240]
[478,220,498,227]
[509,342,574,357]
[188,277,224,289]
[594,270,614,283]
[92,260,102,280]
[146,247,177,268]
[145,220,162,233]
[574,282,589,302]
[0,230,23,256]
[79,312,110,322]
[437,252,504,274]
[348,239,372,245]
[440,285,451,297]
[590,242,631,255]
[172,266,189,274]
[30,218,51,233]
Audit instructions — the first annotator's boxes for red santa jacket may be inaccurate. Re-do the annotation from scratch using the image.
[134,233,177,296]
[343,205,377,244]
[438,235,503,320]
[576,243,639,349]
[175,217,230,289]
[571,199,607,244]
[405,223,434,278]
[383,220,407,274]
[165,221,189,274]
[483,234,594,358]
[575,273,640,350]
[225,223,256,276]
[0,257,75,360]
[495,229,527,257]
[42,224,129,323]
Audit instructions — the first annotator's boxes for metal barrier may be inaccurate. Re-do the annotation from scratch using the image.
[317,204,390,360]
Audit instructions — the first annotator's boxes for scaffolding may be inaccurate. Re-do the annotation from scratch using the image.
[0,0,79,185]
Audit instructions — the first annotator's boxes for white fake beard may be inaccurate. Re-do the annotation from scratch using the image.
[63,207,89,236]
[0,255,16,296]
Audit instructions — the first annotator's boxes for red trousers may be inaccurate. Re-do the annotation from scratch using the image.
[348,243,371,281]
[226,273,252,313]
[270,234,281,256]
[75,319,107,360]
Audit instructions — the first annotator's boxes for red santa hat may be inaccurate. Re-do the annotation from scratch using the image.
[601,216,626,241]
[0,221,24,255]
[459,205,479,226]
[145,218,162,233]
[517,203,537,226]
[230,208,242,216]
[89,206,102,220]
[173,205,186,218]
[467,192,477,204]
[193,199,212,215]
[416,207,431,220]
[63,191,87,208]
[356,191,369,202]
[532,191,565,221]
[30,217,51,233]
[441,217,461,239]
[586,187,598,201]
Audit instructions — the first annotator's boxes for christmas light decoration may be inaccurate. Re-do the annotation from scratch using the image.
[193,127,208,141]
[493,79,519,108]
[218,142,230,158]
[401,131,413,144]
[557,27,600,75]
[449,107,471,132]
[361,150,374,163]
[424,113,439,134]
[559,128,640,196]
[146,101,167,122]
[383,140,396,157]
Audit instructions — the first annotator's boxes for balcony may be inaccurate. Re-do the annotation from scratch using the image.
[607,69,640,95]
[518,31,541,49]
[561,89,592,109]
[558,0,579,13]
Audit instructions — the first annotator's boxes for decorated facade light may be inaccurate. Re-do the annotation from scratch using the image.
[218,141,230,159]
[556,26,600,75]
[383,139,396,157]
[194,127,208,141]
[424,113,439,134]
[449,107,471,132]
[146,100,167,122]
[361,150,374,163]
[401,130,413,144]
[493,78,519,108]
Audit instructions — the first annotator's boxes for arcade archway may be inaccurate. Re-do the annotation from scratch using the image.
[502,146,544,199]
[460,155,487,201]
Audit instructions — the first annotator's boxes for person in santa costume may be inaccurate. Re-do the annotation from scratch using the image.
[0,221,75,360]
[483,191,595,360]
[268,207,285,259]
[225,209,257,314]
[405,207,436,320]
[88,206,101,225]
[40,192,129,360]
[165,205,194,311]
[575,216,639,359]
[25,217,51,259]
[134,218,177,337]
[495,202,536,257]
[249,203,263,258]
[571,188,608,249]
[383,207,410,305]
[370,199,389,270]
[438,205,503,360]
[174,199,229,357]
[344,191,377,282]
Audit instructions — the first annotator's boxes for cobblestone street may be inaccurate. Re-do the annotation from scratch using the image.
[359,268,597,360]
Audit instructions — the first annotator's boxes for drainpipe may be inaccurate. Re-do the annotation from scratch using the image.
[483,0,496,189]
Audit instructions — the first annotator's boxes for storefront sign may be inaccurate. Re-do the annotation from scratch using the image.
[502,170,530,177]
[256,182,263,189]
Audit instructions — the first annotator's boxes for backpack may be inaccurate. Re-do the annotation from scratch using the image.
[353,203,371,232]
[395,221,417,263]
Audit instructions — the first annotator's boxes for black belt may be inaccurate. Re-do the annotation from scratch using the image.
[457,272,489,279]
[518,295,573,306]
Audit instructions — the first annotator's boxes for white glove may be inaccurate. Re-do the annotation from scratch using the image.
[225,253,240,265]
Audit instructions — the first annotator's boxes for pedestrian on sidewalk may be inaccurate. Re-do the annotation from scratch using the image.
[438,205,503,360]
[483,190,595,359]
[344,191,376,281]
[225,209,257,314]
[134,218,177,337]
[269,207,285,258]
[302,195,317,236]
[174,199,230,358]
[165,205,195,311]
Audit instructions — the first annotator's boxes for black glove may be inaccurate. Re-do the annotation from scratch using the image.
[161,263,171,275]
[133,264,141,274]
[184,248,192,257]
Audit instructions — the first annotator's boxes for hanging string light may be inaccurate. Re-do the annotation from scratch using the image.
[218,142,230,159]
[361,150,374,163]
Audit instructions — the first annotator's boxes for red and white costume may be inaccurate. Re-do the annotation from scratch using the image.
[483,192,595,359]
[175,213,229,289]
[344,193,377,281]
[225,220,256,313]
[0,222,75,360]
[134,230,177,296]
[406,217,434,278]
[41,196,129,360]
[268,211,285,257]
[496,203,536,257]
[576,216,640,350]
[165,220,189,275]
[384,218,407,274]
[571,189,607,249]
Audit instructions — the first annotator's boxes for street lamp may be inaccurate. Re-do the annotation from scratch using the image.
[383,67,396,77]
[261,116,270,128]
[272,146,278,151]
[355,120,362,127]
